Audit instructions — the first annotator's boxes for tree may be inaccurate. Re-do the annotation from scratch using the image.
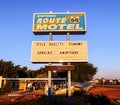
[26,70,33,78]
[71,62,97,82]
[0,59,97,82]
[0,60,18,78]
[33,68,48,78]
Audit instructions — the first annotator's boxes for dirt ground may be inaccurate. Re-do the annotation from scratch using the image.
[0,86,120,105]
[0,90,45,105]
[89,86,120,100]
[88,86,120,104]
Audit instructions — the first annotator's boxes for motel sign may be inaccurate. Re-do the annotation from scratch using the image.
[33,12,86,34]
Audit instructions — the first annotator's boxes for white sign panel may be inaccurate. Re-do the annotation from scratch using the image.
[31,41,88,63]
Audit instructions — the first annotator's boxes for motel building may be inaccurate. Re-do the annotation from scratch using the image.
[0,77,66,92]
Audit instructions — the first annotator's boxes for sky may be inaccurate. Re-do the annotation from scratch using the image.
[0,0,120,79]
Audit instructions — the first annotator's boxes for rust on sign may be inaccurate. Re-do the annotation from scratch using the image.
[45,65,74,71]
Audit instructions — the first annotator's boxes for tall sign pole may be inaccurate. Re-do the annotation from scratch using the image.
[48,32,52,100]
[67,32,72,105]
[48,12,53,100]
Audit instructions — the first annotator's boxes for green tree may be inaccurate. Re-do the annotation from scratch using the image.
[71,62,97,82]
[0,60,18,78]
[33,67,48,78]
[26,70,33,78]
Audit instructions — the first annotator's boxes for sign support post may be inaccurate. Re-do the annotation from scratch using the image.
[48,32,52,101]
[48,12,53,101]
[67,32,72,105]
[0,76,2,88]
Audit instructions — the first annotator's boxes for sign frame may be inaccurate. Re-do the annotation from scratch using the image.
[31,41,88,63]
[32,12,87,35]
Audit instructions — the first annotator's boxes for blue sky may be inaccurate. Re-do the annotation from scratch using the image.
[0,0,120,79]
